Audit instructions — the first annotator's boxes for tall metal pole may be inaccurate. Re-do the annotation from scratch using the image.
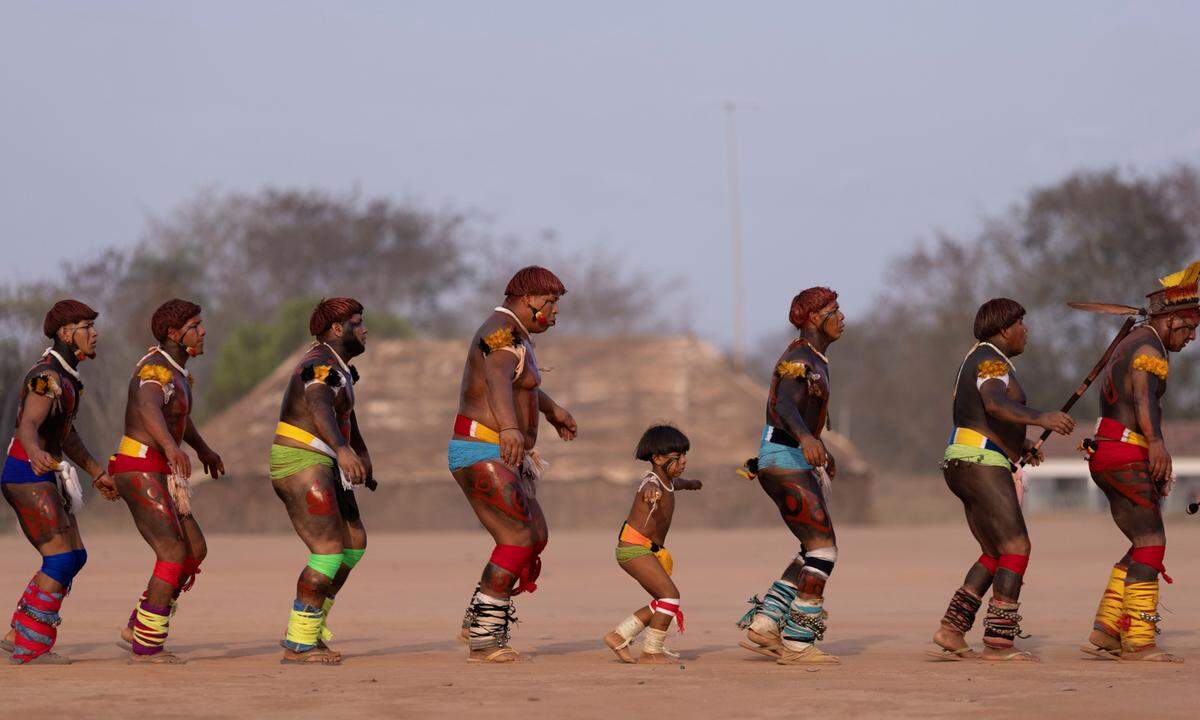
[725,101,747,371]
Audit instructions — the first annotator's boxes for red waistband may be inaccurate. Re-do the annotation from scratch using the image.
[107,448,171,476]
[1089,417,1150,472]
[7,438,29,461]
[1095,417,1142,443]
[1088,441,1149,473]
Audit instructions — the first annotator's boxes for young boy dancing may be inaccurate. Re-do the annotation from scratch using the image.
[603,425,701,664]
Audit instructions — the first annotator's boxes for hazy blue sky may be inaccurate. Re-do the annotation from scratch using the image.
[3,2,1199,346]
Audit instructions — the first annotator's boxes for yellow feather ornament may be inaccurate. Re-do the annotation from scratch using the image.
[482,328,517,353]
[976,360,1009,380]
[775,360,808,379]
[137,364,174,386]
[1132,354,1169,380]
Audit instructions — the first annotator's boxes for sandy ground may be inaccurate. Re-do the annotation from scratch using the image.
[2,515,1198,719]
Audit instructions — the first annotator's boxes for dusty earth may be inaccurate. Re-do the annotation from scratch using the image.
[2,515,1197,719]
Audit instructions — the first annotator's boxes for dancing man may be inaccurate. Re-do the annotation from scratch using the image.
[2,300,114,664]
[738,286,844,665]
[110,299,224,664]
[1080,265,1199,663]
[450,266,577,663]
[929,298,1073,662]
[271,298,372,665]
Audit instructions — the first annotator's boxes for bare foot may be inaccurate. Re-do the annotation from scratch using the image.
[1080,629,1120,660]
[117,625,134,650]
[928,626,980,660]
[129,651,186,665]
[316,638,342,660]
[637,651,679,665]
[739,628,782,659]
[280,647,341,665]
[776,644,840,665]
[982,645,1039,662]
[468,646,529,663]
[604,632,637,663]
[1120,645,1184,663]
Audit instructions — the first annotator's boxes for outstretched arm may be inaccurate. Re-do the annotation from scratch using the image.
[63,426,117,500]
[538,389,577,441]
[979,380,1074,435]
[349,410,375,488]
[183,417,225,480]
[673,478,702,490]
[61,426,103,479]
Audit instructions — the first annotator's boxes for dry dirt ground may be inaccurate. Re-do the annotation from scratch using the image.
[2,515,1198,719]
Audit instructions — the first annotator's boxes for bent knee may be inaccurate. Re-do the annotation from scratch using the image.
[997,536,1031,557]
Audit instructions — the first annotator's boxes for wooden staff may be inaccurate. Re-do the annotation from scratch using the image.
[1019,315,1138,467]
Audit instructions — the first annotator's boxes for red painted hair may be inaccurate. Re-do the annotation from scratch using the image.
[151,299,202,343]
[310,297,364,337]
[43,299,98,338]
[788,287,838,329]
[504,266,567,298]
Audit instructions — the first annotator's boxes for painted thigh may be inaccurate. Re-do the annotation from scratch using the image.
[271,464,345,553]
[453,461,535,544]
[1093,466,1164,546]
[2,481,75,554]
[758,467,835,545]
[113,472,186,560]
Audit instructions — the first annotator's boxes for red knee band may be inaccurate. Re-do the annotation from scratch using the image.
[977,554,999,573]
[179,556,202,593]
[490,544,542,595]
[1130,545,1172,584]
[152,560,185,590]
[998,554,1029,576]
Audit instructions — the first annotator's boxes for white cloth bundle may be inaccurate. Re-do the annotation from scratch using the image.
[55,461,84,513]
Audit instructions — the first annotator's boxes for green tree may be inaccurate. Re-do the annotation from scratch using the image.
[205,296,413,415]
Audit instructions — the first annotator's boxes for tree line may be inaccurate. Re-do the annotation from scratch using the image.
[0,188,678,452]
[752,165,1200,471]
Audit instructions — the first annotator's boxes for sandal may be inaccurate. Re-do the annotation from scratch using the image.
[926,645,981,661]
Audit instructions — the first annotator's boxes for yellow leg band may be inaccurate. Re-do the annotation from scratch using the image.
[133,606,170,648]
[1093,565,1127,638]
[320,596,335,643]
[285,602,325,649]
[1122,580,1161,650]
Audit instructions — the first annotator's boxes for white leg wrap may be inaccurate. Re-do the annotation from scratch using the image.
[749,613,780,636]
[612,614,646,649]
[642,627,668,654]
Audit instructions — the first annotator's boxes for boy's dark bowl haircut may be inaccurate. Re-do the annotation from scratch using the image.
[635,425,690,461]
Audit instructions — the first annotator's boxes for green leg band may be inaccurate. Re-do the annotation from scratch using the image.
[307,553,343,580]
[341,548,366,569]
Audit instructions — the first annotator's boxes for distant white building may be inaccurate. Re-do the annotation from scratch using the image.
[1022,421,1200,515]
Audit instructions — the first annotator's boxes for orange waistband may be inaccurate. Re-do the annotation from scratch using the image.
[619,521,657,549]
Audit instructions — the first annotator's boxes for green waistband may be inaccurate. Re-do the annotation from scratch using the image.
[615,545,654,564]
[269,443,334,480]
[943,443,1012,469]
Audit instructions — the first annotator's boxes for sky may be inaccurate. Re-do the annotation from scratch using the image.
[3,1,1199,348]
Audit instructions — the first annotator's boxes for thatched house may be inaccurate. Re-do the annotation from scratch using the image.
[187,335,873,531]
